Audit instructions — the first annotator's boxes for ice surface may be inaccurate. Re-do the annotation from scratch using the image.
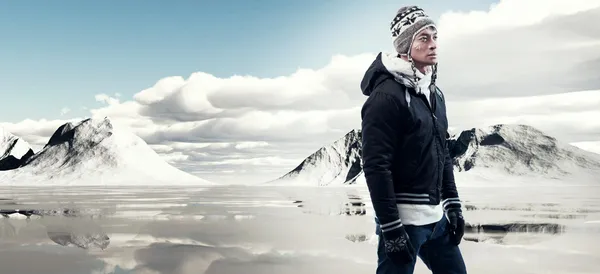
[0,119,598,272]
[0,183,598,274]
[0,117,212,185]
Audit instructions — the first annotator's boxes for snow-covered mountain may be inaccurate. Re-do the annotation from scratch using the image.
[266,129,362,186]
[0,117,212,185]
[449,124,600,178]
[0,128,34,170]
[268,124,600,186]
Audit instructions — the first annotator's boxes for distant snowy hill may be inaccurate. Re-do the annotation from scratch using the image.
[448,124,600,178]
[0,117,212,185]
[0,128,34,170]
[265,129,362,186]
[268,124,600,186]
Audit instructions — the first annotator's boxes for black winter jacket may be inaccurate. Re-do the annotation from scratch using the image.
[360,53,461,228]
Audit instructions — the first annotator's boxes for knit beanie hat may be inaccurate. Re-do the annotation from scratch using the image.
[391,6,436,56]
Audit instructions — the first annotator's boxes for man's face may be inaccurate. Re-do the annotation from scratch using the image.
[410,27,438,65]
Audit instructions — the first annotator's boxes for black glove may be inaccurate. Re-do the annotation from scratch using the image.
[381,224,416,265]
[446,209,465,245]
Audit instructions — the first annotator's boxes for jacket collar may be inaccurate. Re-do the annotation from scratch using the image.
[380,52,432,95]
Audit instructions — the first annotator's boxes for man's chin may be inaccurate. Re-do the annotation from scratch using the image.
[426,56,438,64]
[413,57,438,67]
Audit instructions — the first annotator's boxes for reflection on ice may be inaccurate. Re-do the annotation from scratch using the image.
[0,211,111,250]
[463,222,567,245]
[0,184,598,274]
[466,222,566,234]
[288,189,368,216]
[47,230,110,250]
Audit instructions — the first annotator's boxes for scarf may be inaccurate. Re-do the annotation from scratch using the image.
[380,52,433,96]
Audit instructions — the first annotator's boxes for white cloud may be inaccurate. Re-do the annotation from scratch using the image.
[234,141,269,150]
[447,89,600,142]
[571,141,600,155]
[160,151,191,163]
[193,156,299,166]
[60,107,71,116]
[2,0,600,184]
[95,94,120,105]
[125,54,374,125]
[437,0,600,39]
[436,2,600,99]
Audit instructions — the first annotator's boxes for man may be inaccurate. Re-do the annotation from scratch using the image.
[360,5,467,274]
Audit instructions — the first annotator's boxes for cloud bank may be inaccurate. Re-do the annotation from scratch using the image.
[2,0,599,184]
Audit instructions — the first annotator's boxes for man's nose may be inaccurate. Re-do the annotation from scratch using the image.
[429,41,437,49]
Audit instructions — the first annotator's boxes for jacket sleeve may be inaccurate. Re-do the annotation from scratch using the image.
[442,130,462,212]
[361,91,402,231]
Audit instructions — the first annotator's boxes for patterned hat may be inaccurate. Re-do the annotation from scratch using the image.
[391,6,436,55]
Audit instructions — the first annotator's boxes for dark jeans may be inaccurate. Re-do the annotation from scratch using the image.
[375,216,467,274]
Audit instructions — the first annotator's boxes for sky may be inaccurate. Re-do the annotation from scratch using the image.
[0,0,492,122]
[1,0,600,184]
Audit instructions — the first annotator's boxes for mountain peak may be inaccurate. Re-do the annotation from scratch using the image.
[266,129,362,186]
[0,117,212,185]
[0,127,35,170]
[269,123,600,186]
[450,124,600,178]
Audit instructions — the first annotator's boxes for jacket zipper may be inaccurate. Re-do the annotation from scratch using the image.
[418,88,443,203]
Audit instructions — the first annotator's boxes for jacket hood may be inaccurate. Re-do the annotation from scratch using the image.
[360,52,391,96]
[360,52,433,96]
